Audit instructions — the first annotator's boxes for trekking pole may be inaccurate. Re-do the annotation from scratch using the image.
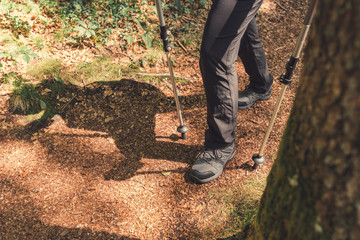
[252,0,318,169]
[154,0,188,139]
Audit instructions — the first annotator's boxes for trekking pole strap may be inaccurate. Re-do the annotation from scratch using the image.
[280,56,299,85]
[160,26,172,52]
[155,0,171,52]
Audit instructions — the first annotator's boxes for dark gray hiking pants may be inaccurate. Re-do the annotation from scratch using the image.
[200,0,273,148]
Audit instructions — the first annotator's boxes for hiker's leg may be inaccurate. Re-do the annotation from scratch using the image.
[200,0,264,148]
[238,16,273,93]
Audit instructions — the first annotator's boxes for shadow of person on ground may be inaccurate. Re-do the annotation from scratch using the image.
[23,78,206,181]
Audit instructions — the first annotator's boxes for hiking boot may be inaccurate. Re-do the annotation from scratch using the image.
[238,87,271,109]
[190,142,235,184]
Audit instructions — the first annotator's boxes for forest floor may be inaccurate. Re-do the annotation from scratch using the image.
[0,1,309,239]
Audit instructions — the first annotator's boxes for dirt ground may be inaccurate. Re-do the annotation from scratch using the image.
[0,1,309,239]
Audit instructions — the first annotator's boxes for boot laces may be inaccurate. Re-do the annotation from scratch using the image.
[198,149,223,164]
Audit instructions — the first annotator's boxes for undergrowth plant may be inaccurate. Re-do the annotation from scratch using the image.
[1,0,209,63]
[36,0,209,50]
[37,0,157,48]
[0,0,210,115]
[0,47,39,68]
[27,58,64,81]
[5,14,31,38]
[3,73,43,114]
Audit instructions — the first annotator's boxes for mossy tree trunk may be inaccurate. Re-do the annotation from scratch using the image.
[248,0,360,239]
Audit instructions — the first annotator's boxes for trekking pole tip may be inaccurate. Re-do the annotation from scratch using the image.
[177,125,189,139]
[252,153,266,165]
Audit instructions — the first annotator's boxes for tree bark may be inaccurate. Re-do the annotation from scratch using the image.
[248,0,360,239]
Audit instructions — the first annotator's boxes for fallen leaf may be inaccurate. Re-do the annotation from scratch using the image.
[161,171,171,176]
[21,171,28,178]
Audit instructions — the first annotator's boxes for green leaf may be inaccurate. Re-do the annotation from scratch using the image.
[200,0,207,7]
[78,28,86,36]
[54,75,65,83]
[40,100,46,109]
[73,3,82,12]
[66,37,77,44]
[89,30,96,36]
[30,52,39,58]
[77,20,87,28]
[22,54,30,63]
[85,30,92,38]
[126,34,133,44]
[141,34,152,48]
[134,19,143,30]
[88,22,97,29]
[149,6,157,13]
[74,26,85,32]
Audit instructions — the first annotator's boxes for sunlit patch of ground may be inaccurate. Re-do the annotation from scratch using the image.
[260,0,277,14]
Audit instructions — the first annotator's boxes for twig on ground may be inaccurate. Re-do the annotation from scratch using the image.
[97,200,119,204]
[59,94,78,113]
[275,1,288,11]
[130,72,192,82]
[247,119,259,125]
[176,40,188,52]
[55,200,64,205]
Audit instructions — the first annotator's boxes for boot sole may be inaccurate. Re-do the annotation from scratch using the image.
[190,149,236,184]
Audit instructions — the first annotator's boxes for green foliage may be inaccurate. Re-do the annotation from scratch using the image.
[26,57,125,86]
[128,51,161,70]
[0,0,43,37]
[164,0,210,50]
[54,25,72,42]
[36,0,208,50]
[0,0,210,84]
[37,0,155,48]
[4,73,43,114]
[5,14,31,38]
[0,0,39,15]
[1,0,209,55]
[73,20,98,39]
[0,47,38,65]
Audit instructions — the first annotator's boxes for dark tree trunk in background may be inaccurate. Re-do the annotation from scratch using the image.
[248,0,360,239]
